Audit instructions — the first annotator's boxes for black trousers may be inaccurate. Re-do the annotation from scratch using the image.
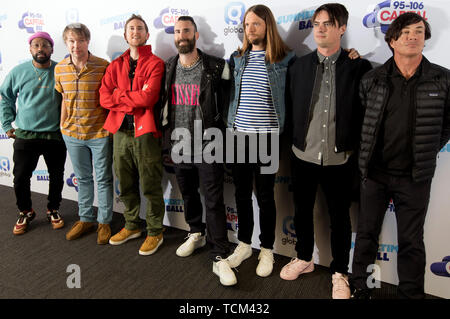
[173,162,230,260]
[291,155,354,274]
[350,171,432,299]
[13,138,67,212]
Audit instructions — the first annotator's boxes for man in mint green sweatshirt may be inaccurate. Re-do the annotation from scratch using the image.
[0,32,67,235]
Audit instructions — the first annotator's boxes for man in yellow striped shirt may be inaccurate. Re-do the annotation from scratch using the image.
[55,23,113,245]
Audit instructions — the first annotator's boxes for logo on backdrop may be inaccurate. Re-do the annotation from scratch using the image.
[226,206,238,232]
[165,198,184,213]
[224,2,245,36]
[276,9,314,31]
[33,169,49,182]
[154,7,189,34]
[18,12,44,34]
[440,143,450,153]
[351,241,398,262]
[0,129,8,140]
[0,156,11,178]
[65,9,79,24]
[281,215,296,246]
[430,256,450,278]
[66,173,78,192]
[0,13,7,29]
[100,12,137,31]
[363,0,428,34]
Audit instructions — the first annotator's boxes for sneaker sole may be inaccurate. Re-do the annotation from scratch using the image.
[139,238,164,256]
[109,232,142,245]
[176,238,207,257]
[227,250,252,268]
[280,264,314,280]
[213,263,237,286]
[51,221,65,230]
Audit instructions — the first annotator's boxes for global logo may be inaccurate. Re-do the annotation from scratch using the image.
[0,156,11,178]
[18,12,44,34]
[281,215,296,246]
[153,7,189,34]
[363,0,428,34]
[65,9,79,24]
[224,2,245,36]
[66,173,78,192]
[430,256,450,278]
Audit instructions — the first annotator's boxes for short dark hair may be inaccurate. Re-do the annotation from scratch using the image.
[385,12,431,52]
[312,3,348,27]
[124,14,149,33]
[176,16,197,32]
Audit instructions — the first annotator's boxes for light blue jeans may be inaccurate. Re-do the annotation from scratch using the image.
[63,135,113,224]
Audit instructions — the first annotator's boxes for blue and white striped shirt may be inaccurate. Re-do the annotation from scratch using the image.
[234,50,278,133]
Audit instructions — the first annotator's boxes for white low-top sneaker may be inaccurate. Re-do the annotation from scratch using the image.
[176,232,206,257]
[226,241,252,268]
[332,272,351,299]
[213,257,237,286]
[256,247,274,277]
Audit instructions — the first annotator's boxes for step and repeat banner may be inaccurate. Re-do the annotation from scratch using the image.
[0,0,449,298]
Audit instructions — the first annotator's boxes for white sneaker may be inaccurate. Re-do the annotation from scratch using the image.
[213,257,237,286]
[332,272,351,299]
[256,247,274,277]
[176,232,206,257]
[226,241,252,268]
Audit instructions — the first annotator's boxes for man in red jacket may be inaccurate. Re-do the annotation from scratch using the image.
[99,14,165,256]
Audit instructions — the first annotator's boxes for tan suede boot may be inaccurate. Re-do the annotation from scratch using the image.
[97,224,111,245]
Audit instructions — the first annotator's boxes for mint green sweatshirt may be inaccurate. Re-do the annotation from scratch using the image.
[0,60,62,133]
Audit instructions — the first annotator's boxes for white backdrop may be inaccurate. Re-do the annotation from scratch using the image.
[0,0,449,298]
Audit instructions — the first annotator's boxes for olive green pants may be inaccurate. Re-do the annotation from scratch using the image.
[114,130,164,235]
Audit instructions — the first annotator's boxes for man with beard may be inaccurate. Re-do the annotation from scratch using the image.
[0,32,66,235]
[160,16,234,285]
[99,14,166,255]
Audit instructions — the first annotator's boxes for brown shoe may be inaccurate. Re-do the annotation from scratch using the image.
[97,224,111,245]
[66,221,96,240]
[139,233,163,256]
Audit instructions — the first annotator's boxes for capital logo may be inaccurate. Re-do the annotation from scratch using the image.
[154,7,189,34]
[0,156,10,172]
[363,1,428,34]
[66,9,79,24]
[225,2,245,25]
[226,206,238,231]
[66,173,78,192]
[430,256,450,278]
[18,12,44,34]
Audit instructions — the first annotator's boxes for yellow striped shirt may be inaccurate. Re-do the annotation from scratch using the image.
[55,53,110,140]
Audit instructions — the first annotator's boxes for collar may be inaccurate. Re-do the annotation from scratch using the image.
[317,48,341,64]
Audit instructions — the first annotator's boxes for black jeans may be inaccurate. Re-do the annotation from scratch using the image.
[291,155,354,274]
[173,162,230,260]
[350,171,432,299]
[13,138,67,212]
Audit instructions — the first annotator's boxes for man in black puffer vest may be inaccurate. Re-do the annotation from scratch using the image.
[351,13,450,299]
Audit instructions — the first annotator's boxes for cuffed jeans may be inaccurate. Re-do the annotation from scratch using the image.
[113,130,164,236]
[63,134,113,224]
[13,138,66,212]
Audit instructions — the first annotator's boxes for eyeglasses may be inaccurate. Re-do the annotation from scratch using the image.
[30,44,52,49]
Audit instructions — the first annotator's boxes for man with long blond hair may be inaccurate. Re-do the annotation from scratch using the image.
[226,4,295,281]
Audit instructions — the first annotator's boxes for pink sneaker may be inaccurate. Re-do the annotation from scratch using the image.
[280,258,314,280]
[332,273,350,299]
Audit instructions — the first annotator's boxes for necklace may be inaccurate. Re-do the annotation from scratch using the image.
[180,55,200,69]
[32,61,51,81]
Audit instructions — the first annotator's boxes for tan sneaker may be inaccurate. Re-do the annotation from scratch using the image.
[66,221,96,240]
[332,272,351,299]
[97,224,111,245]
[46,210,64,230]
[139,233,163,256]
[109,228,142,245]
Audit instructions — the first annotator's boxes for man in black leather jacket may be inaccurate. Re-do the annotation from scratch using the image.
[351,12,450,299]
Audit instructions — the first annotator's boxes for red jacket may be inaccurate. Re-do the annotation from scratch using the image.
[99,45,164,137]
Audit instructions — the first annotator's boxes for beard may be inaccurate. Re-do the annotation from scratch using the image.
[175,36,196,54]
[32,52,51,64]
